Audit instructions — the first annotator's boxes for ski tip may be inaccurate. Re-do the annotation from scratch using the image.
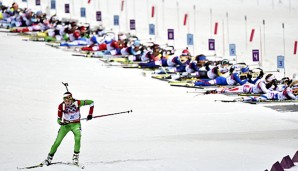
[16,163,43,170]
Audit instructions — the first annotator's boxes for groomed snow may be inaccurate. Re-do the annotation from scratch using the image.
[1,0,298,170]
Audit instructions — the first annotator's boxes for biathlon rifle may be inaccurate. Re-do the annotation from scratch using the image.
[62,82,69,92]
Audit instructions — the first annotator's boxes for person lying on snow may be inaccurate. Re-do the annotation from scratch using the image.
[207,73,288,95]
[139,48,191,73]
[240,81,298,102]
[60,26,91,47]
[81,33,128,55]
[160,49,191,73]
[194,65,261,87]
[183,55,229,79]
[138,44,163,68]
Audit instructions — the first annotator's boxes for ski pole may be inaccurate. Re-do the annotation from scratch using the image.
[81,110,133,120]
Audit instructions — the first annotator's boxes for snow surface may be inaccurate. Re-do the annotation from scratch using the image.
[1,0,298,171]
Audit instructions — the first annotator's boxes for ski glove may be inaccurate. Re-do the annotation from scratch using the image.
[229,67,235,74]
[57,118,69,125]
[57,118,62,125]
[247,73,253,80]
[87,115,93,121]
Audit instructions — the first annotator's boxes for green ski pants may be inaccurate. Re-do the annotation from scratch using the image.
[49,123,81,156]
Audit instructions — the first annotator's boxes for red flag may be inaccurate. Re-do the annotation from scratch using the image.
[88,0,91,4]
[249,29,255,42]
[151,6,155,18]
[214,22,218,35]
[294,41,298,55]
[121,0,124,11]
[183,14,188,26]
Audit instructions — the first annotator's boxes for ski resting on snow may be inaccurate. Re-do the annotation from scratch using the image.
[17,161,85,170]
[215,99,298,104]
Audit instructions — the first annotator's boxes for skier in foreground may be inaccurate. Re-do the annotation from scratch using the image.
[42,92,94,166]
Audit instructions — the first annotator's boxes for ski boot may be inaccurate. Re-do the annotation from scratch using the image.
[42,154,53,166]
[72,153,79,165]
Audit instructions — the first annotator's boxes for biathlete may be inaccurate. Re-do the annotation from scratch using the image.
[42,92,94,166]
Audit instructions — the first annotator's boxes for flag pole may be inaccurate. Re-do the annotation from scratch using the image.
[193,5,196,55]
[210,8,213,38]
[282,23,286,77]
[245,15,247,50]
[259,26,263,67]
[177,1,180,32]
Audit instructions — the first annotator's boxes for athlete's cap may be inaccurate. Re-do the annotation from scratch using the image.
[119,34,127,40]
[12,2,18,7]
[133,40,141,47]
[181,49,190,56]
[63,92,73,100]
[221,59,229,65]
[79,26,86,31]
[266,74,276,82]
[241,66,249,73]
[35,10,42,16]
[196,55,206,61]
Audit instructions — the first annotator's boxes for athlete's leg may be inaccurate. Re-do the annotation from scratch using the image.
[71,123,82,154]
[49,125,71,155]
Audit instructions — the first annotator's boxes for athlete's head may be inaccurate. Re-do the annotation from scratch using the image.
[51,15,58,22]
[292,87,298,95]
[73,31,80,39]
[195,54,207,67]
[98,24,104,31]
[290,80,298,87]
[35,10,43,17]
[133,40,141,47]
[63,92,73,105]
[195,54,206,62]
[221,59,229,68]
[280,77,292,86]
[180,49,190,63]
[12,2,18,9]
[221,59,229,65]
[152,44,160,55]
[290,80,298,96]
[181,49,190,57]
[265,74,276,83]
[118,33,127,41]
[241,66,249,73]
[79,26,86,32]
[71,21,77,27]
